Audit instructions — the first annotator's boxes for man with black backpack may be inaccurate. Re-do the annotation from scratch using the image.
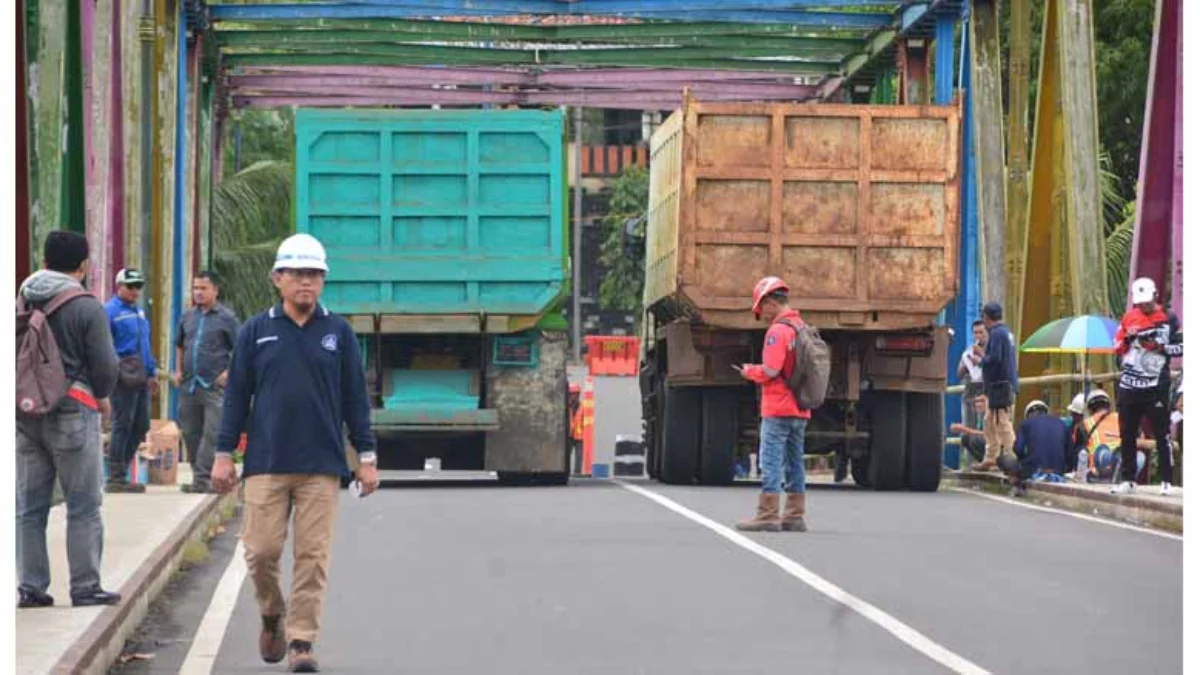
[735,276,829,533]
[16,231,121,608]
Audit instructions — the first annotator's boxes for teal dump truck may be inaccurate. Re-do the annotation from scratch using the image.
[294,109,571,484]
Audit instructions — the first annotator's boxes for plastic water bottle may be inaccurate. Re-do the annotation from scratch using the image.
[1076,450,1089,483]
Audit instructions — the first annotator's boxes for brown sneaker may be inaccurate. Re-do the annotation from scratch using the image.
[288,640,320,673]
[259,615,286,664]
[781,493,807,532]
[735,493,782,532]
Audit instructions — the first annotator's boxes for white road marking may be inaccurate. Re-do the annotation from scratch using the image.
[179,541,248,675]
[620,482,991,675]
[947,487,1184,541]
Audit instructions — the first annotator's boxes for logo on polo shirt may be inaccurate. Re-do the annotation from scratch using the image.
[321,334,338,352]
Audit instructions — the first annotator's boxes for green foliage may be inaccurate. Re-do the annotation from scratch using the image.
[211,161,294,319]
[223,109,294,177]
[1105,203,1136,317]
[597,166,649,313]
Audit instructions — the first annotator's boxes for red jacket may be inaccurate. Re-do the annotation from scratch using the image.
[743,309,811,419]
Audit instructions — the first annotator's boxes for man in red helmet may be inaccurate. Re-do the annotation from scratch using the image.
[734,276,811,533]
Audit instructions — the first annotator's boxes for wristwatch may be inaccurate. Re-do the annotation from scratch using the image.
[358,452,378,466]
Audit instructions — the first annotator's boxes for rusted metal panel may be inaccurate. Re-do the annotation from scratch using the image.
[643,108,683,312]
[646,98,961,332]
[484,332,568,472]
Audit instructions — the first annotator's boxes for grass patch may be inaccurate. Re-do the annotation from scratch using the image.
[181,538,210,566]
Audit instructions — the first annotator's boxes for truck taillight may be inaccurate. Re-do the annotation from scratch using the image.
[875,334,934,355]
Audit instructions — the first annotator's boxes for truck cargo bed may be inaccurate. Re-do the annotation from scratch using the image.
[295,108,567,319]
[644,99,962,332]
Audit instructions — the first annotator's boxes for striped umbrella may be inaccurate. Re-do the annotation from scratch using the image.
[1020,315,1119,354]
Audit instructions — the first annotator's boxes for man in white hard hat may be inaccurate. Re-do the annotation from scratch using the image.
[213,233,379,673]
[1003,399,1070,496]
[1113,277,1182,495]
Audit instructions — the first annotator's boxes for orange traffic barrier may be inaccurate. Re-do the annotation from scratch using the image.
[581,377,595,476]
[584,336,640,376]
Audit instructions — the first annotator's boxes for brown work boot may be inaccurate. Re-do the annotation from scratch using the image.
[288,640,320,673]
[259,614,286,664]
[781,493,808,532]
[969,460,998,473]
[736,493,782,532]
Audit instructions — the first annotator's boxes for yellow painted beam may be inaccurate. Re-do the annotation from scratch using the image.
[968,0,1008,309]
[1006,0,1032,339]
[1055,0,1109,317]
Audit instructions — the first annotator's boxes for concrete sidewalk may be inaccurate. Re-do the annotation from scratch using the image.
[946,470,1184,533]
[16,464,239,675]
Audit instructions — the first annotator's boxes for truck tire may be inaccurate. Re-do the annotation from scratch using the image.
[867,391,907,491]
[699,388,740,486]
[905,392,945,492]
[659,385,701,485]
[644,369,663,481]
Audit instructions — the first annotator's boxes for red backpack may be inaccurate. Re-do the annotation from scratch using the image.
[16,289,88,417]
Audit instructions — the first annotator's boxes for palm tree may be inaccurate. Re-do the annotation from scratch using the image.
[1099,150,1135,317]
[210,160,293,319]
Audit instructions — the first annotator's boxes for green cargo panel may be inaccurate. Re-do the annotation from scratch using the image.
[294,109,567,316]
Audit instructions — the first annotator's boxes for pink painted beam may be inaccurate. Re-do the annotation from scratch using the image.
[229,76,817,98]
[233,64,533,85]
[109,0,126,279]
[236,93,691,111]
[1130,0,1180,311]
[1170,2,1182,324]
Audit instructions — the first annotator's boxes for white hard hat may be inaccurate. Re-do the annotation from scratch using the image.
[1131,277,1157,304]
[273,233,328,272]
[1068,393,1086,415]
[1086,389,1110,406]
[1024,399,1049,416]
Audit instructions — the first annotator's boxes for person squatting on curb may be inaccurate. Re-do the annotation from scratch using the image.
[735,276,812,534]
[16,231,122,608]
[212,233,379,674]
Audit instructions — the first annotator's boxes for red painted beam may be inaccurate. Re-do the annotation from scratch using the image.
[17,0,31,288]
[238,94,679,111]
[1130,0,1180,309]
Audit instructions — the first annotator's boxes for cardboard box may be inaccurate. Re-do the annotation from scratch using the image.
[143,420,181,486]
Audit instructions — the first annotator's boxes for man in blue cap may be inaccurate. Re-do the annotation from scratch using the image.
[973,301,1018,471]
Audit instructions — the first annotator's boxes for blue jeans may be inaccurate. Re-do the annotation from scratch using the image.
[17,407,105,595]
[760,417,808,494]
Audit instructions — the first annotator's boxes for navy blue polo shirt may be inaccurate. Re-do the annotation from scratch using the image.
[216,303,375,478]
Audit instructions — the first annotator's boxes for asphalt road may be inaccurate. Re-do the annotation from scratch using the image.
[121,480,1182,675]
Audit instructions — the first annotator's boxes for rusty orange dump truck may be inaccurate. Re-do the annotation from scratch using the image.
[639,99,961,492]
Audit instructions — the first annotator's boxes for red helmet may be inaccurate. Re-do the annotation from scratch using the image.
[569,383,581,394]
[751,276,789,318]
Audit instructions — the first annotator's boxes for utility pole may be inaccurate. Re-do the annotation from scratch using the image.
[572,106,584,363]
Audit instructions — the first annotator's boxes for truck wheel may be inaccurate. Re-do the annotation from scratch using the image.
[867,391,907,491]
[659,385,701,485]
[905,393,945,492]
[644,372,664,481]
[699,388,739,486]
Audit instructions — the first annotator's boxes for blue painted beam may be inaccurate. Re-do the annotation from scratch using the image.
[934,11,955,104]
[347,0,895,7]
[943,5,981,469]
[208,3,894,28]
[171,2,188,420]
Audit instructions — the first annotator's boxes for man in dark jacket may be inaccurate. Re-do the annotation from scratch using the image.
[974,302,1018,471]
[1007,400,1072,493]
[17,231,122,608]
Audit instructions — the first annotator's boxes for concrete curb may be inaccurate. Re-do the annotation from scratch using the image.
[945,472,1183,534]
[50,490,241,675]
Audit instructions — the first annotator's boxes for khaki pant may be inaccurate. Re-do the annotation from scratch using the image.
[242,474,340,644]
[983,407,1016,462]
